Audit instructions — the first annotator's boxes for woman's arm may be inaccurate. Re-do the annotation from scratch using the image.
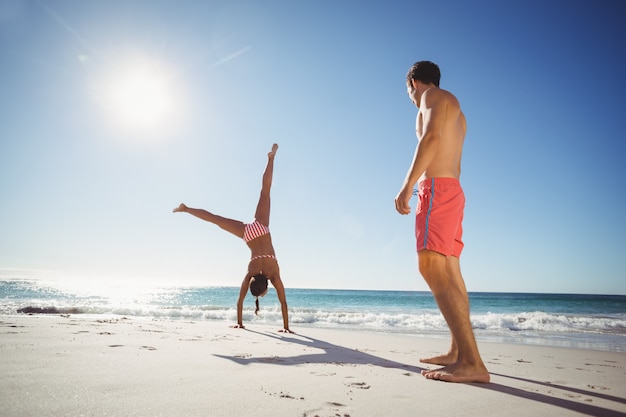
[271,276,293,333]
[232,274,251,329]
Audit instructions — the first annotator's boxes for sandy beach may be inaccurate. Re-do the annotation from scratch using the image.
[1,314,624,417]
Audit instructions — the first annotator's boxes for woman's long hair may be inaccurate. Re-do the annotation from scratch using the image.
[249,274,269,315]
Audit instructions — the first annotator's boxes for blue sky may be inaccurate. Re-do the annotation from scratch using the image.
[1,0,624,295]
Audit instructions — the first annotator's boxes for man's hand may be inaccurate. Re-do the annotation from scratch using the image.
[395,187,412,215]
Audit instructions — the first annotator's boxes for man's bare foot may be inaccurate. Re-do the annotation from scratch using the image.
[420,352,457,366]
[173,203,187,213]
[268,143,278,158]
[421,362,490,383]
[278,328,294,334]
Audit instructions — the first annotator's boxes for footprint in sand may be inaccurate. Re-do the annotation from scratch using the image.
[587,385,610,391]
[107,345,156,350]
[345,381,370,389]
[234,353,252,359]
[211,335,234,342]
[261,389,304,400]
[303,402,351,417]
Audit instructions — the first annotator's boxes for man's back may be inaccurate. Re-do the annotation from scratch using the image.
[417,88,466,180]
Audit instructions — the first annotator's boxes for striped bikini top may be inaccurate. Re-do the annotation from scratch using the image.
[243,220,270,243]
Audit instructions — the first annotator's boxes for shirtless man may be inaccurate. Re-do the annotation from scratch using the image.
[395,61,490,383]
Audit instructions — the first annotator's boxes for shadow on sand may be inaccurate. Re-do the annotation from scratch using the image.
[215,329,626,417]
[214,329,425,374]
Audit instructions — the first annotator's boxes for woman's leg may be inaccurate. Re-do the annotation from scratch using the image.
[253,144,278,226]
[173,203,245,238]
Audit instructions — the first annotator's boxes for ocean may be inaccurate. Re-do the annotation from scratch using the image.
[1,278,625,352]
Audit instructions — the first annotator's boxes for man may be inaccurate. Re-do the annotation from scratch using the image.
[395,61,489,383]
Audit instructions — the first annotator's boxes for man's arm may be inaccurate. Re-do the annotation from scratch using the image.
[395,91,448,214]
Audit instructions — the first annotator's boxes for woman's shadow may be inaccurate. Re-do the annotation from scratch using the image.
[213,329,426,375]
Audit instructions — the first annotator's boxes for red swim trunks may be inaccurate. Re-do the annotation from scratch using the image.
[415,177,465,257]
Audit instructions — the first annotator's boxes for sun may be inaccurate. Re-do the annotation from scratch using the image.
[93,53,187,140]
[107,66,171,128]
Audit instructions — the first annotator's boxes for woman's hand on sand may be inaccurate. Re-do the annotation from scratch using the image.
[173,203,187,213]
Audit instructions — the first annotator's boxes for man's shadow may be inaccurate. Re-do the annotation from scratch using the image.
[214,329,425,374]
[215,329,626,417]
[483,372,626,417]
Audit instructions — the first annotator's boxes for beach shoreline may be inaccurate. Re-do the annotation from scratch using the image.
[1,314,624,417]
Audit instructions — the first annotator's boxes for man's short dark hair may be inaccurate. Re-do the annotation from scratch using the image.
[406,61,441,87]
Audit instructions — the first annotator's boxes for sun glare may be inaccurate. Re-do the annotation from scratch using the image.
[108,68,170,127]
[93,53,187,141]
